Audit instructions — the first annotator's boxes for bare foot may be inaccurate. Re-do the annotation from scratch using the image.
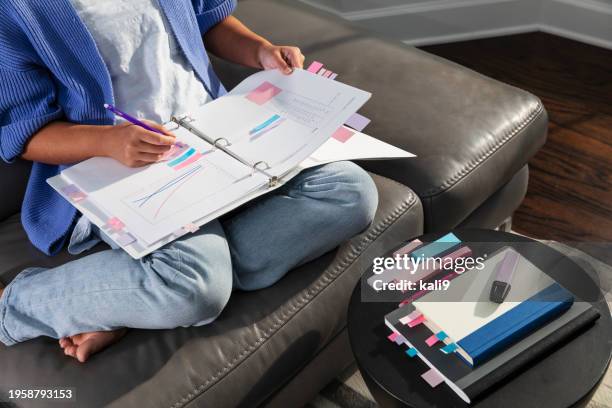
[59,329,127,363]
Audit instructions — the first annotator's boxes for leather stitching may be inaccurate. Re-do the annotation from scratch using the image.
[173,185,419,408]
[423,101,544,197]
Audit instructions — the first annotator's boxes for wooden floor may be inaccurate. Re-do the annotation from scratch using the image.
[422,33,612,246]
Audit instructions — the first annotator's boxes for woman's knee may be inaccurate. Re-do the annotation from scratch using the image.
[303,161,378,230]
[144,236,234,326]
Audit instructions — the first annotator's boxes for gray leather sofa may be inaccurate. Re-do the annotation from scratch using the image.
[0,0,547,407]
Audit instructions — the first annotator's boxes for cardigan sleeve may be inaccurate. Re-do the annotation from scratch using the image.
[0,9,63,163]
[0,67,63,163]
[191,0,237,35]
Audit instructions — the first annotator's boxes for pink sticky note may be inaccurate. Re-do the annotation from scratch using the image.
[173,152,203,171]
[307,61,324,73]
[106,217,125,232]
[323,70,333,78]
[331,127,355,143]
[393,239,423,256]
[246,81,282,105]
[399,310,422,325]
[425,334,440,347]
[387,332,398,342]
[183,223,200,233]
[408,315,426,328]
[69,191,87,202]
[421,368,445,387]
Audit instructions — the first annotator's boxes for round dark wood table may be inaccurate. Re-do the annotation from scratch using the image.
[348,229,612,408]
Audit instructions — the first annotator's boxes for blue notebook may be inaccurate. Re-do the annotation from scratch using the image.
[413,247,574,367]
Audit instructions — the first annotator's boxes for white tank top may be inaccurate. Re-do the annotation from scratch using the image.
[70,0,211,123]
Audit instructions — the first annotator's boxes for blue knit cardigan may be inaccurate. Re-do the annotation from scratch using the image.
[0,0,236,255]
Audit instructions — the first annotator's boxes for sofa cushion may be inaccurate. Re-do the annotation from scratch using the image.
[213,0,548,231]
[0,174,423,407]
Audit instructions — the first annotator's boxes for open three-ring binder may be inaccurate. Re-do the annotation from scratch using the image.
[48,68,415,258]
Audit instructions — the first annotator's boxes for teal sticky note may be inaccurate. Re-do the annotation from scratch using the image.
[411,233,461,260]
[436,331,448,341]
[440,343,458,354]
[406,347,418,358]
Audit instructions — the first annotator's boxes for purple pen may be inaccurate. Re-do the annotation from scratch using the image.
[104,103,167,135]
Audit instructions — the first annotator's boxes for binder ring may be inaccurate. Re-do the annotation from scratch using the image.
[253,161,271,171]
[214,138,231,148]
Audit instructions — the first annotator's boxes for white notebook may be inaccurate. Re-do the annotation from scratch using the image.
[48,69,414,258]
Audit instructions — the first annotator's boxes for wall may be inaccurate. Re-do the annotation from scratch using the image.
[299,0,612,49]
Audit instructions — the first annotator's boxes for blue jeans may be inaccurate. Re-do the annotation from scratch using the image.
[0,162,377,346]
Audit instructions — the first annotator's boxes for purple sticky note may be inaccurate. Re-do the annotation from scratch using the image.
[421,368,445,387]
[61,184,80,195]
[116,232,136,247]
[345,113,371,132]
[329,73,338,80]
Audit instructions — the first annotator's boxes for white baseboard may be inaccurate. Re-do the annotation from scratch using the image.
[299,0,612,50]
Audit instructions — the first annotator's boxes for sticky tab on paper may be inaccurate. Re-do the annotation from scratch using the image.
[323,70,333,78]
[329,73,338,80]
[345,113,371,132]
[425,333,440,347]
[421,368,445,387]
[317,68,327,76]
[407,315,425,328]
[440,343,458,354]
[105,217,125,232]
[117,232,136,246]
[406,347,418,358]
[394,334,406,345]
[246,81,282,105]
[387,332,398,342]
[183,223,199,233]
[307,61,324,73]
[331,127,355,143]
[399,310,422,325]
[61,184,87,202]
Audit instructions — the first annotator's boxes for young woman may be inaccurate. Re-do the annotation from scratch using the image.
[0,0,378,362]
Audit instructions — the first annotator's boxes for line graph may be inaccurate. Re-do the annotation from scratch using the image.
[132,164,203,209]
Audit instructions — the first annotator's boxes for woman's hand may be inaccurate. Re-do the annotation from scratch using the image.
[102,122,176,167]
[257,43,305,74]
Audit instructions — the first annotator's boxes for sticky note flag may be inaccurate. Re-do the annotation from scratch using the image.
[421,368,445,387]
[183,223,200,233]
[425,334,440,347]
[117,232,136,247]
[399,310,422,325]
[394,334,406,345]
[106,217,125,232]
[440,343,458,354]
[69,191,87,202]
[61,184,87,202]
[246,81,282,105]
[61,184,80,196]
[407,315,426,328]
[307,61,324,73]
[345,113,371,132]
[329,73,338,80]
[323,70,333,78]
[436,331,448,341]
[387,332,398,342]
[406,347,418,358]
[331,127,355,143]
[394,239,423,257]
